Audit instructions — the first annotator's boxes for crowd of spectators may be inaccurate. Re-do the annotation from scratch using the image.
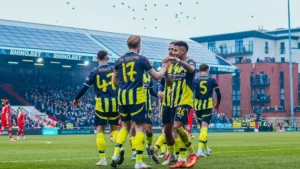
[251,89,270,102]
[210,112,228,123]
[235,57,252,64]
[256,57,276,63]
[294,105,300,112]
[250,72,269,85]
[263,105,285,112]
[2,74,167,128]
[14,75,96,128]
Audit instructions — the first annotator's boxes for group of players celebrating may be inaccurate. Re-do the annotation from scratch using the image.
[0,99,26,141]
[74,35,222,169]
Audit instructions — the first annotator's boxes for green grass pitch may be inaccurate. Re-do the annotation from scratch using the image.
[0,132,300,169]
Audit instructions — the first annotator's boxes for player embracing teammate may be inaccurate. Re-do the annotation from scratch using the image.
[74,35,221,169]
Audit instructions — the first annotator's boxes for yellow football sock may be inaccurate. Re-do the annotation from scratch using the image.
[178,137,187,159]
[167,145,175,155]
[161,142,167,153]
[96,133,106,159]
[135,132,145,163]
[111,130,118,142]
[176,127,194,154]
[146,135,153,148]
[199,127,208,149]
[154,135,165,150]
[113,128,128,155]
[175,137,180,155]
[130,136,136,155]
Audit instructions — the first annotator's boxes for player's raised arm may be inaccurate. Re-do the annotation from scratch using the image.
[145,56,169,81]
[169,56,195,74]
[73,71,94,107]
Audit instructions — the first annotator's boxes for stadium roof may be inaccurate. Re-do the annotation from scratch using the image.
[190,30,299,43]
[0,19,238,74]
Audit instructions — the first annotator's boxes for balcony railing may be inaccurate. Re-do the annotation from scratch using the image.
[250,76,270,87]
[294,107,300,112]
[211,43,253,57]
[251,95,270,103]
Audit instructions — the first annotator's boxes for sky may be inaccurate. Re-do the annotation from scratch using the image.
[0,0,299,40]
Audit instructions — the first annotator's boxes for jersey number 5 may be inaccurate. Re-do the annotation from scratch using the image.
[122,62,137,82]
[200,81,207,94]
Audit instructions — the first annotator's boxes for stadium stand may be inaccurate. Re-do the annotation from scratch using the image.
[0,25,101,54]
[0,19,238,128]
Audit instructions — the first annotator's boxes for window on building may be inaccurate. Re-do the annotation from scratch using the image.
[232,89,241,101]
[265,42,269,54]
[219,44,227,54]
[232,105,241,117]
[280,42,285,54]
[280,72,285,108]
[249,40,254,52]
[280,89,285,99]
[260,88,265,94]
[235,39,243,53]
[208,42,216,52]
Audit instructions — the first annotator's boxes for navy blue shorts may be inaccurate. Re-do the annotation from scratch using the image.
[119,103,146,123]
[195,109,212,125]
[172,105,192,125]
[94,111,119,126]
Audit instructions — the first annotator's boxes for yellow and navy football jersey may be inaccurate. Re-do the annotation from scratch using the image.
[84,64,118,113]
[170,58,196,108]
[143,73,157,111]
[193,75,219,111]
[158,64,174,107]
[114,52,153,106]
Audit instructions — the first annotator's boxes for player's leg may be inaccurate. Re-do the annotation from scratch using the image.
[154,129,166,158]
[21,127,25,140]
[17,127,21,140]
[152,106,167,162]
[0,121,5,135]
[145,110,153,158]
[95,124,107,166]
[130,123,136,160]
[8,126,15,142]
[197,109,212,157]
[162,107,177,165]
[108,112,119,143]
[110,106,132,168]
[171,106,197,168]
[132,104,151,169]
[160,140,167,157]
[174,130,180,157]
[188,110,195,139]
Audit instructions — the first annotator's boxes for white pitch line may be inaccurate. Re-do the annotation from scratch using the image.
[0,157,98,163]
[2,148,300,163]
[214,147,300,154]
[0,156,156,164]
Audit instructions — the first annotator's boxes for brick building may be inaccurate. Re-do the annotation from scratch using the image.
[191,28,300,124]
